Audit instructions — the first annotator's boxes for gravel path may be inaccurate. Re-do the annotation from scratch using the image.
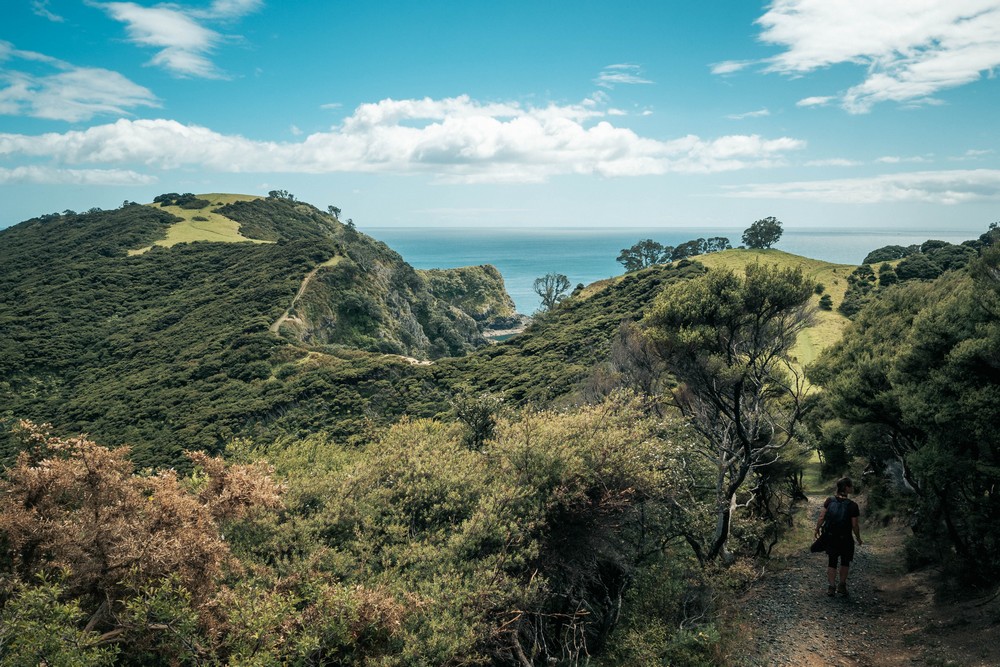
[735,495,919,667]
[726,493,1000,667]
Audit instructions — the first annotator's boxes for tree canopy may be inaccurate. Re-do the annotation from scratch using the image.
[645,262,815,562]
[741,216,783,249]
[617,237,731,272]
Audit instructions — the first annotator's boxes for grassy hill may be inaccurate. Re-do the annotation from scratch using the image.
[694,248,855,366]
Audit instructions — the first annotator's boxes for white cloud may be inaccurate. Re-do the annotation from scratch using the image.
[725,169,1000,204]
[951,148,996,160]
[0,42,158,121]
[875,155,932,164]
[193,0,263,19]
[805,158,863,167]
[0,96,806,183]
[796,96,834,107]
[32,0,65,22]
[752,0,1000,113]
[727,108,771,120]
[594,64,654,88]
[94,0,262,78]
[0,165,155,185]
[711,60,753,75]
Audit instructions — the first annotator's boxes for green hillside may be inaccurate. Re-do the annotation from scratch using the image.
[0,195,512,465]
[436,260,706,404]
[0,200,862,466]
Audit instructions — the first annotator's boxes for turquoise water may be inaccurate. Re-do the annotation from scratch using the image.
[363,226,983,314]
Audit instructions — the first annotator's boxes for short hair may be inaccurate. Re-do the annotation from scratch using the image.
[836,477,854,494]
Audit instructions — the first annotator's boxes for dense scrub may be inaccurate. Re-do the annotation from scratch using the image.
[840,226,998,317]
[436,261,706,406]
[1,396,749,665]
[808,237,1000,584]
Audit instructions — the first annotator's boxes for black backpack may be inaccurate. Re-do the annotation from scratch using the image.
[824,497,852,537]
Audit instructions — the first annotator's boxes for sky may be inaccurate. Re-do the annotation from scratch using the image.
[2,0,1000,232]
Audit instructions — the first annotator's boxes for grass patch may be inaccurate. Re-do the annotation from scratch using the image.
[801,450,827,496]
[694,249,855,366]
[129,193,271,254]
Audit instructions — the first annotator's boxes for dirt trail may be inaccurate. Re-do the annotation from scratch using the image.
[270,266,322,334]
[734,495,1000,667]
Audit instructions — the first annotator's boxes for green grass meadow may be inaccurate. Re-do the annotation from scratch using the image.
[130,193,272,254]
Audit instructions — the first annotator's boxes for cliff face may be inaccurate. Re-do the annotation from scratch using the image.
[420,265,522,330]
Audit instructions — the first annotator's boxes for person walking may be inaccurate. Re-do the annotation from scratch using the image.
[814,477,863,597]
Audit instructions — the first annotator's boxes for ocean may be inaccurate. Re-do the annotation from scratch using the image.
[362,226,985,314]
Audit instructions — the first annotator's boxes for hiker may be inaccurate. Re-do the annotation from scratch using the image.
[814,477,863,597]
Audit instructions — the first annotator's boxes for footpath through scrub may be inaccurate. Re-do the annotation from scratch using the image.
[728,495,1000,667]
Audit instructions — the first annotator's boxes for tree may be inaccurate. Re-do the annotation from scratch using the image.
[327,205,341,219]
[533,272,570,311]
[267,189,296,201]
[671,238,705,261]
[0,422,283,645]
[645,263,815,562]
[742,216,783,249]
[617,239,672,272]
[705,236,732,253]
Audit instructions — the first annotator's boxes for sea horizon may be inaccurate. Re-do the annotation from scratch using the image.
[363,225,987,314]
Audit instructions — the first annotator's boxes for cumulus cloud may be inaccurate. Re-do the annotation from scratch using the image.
[723,0,1000,113]
[0,165,155,185]
[94,0,263,78]
[951,148,996,160]
[0,41,158,121]
[724,169,1000,204]
[594,64,654,88]
[0,95,805,183]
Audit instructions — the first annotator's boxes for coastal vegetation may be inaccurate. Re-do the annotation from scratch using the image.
[1,194,998,664]
[740,216,783,249]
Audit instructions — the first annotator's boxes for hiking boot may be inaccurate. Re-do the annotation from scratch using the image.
[827,585,836,597]
[837,583,848,597]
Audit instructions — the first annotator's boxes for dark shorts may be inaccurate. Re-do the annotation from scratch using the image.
[826,535,855,568]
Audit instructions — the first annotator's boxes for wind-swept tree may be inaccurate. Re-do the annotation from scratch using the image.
[645,263,815,562]
[533,272,570,311]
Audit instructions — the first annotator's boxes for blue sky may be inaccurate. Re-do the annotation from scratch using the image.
[2,0,1000,231]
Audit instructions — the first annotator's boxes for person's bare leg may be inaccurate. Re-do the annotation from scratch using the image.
[837,566,850,595]
[827,566,837,595]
